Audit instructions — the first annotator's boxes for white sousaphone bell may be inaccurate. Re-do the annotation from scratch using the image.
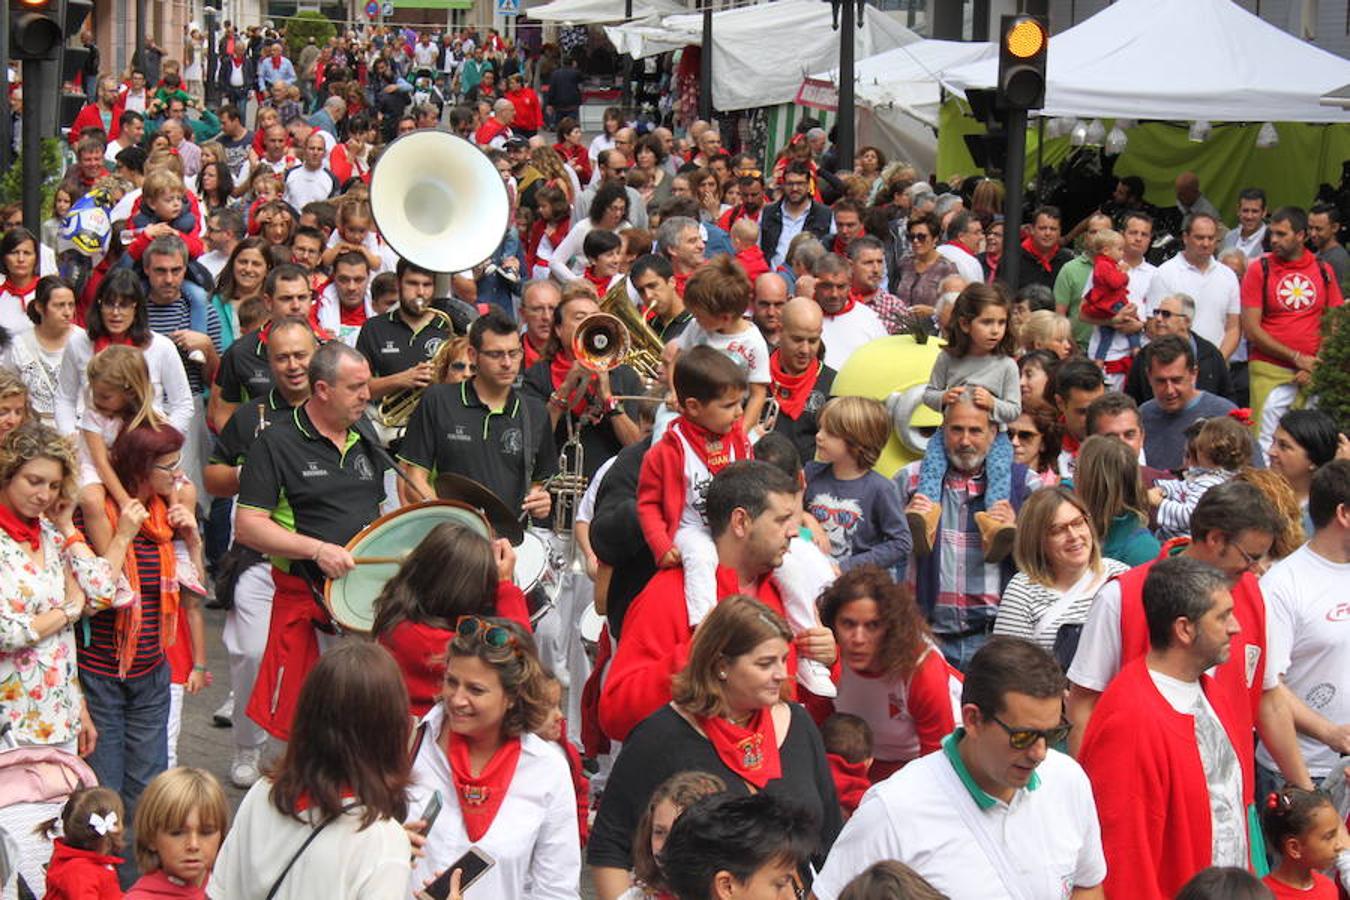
[368,130,511,274]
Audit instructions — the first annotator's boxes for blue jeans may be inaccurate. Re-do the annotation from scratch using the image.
[80,661,170,887]
[937,629,992,674]
[916,428,1013,506]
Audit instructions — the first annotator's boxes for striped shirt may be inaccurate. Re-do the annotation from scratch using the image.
[993,559,1131,652]
[146,296,223,394]
[77,535,165,679]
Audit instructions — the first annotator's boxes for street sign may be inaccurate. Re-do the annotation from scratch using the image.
[496,0,521,16]
[381,1,394,16]
[365,0,379,16]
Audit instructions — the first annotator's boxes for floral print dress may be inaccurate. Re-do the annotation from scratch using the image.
[0,521,117,746]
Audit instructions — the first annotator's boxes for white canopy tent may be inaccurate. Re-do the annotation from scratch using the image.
[808,39,994,128]
[526,0,688,25]
[603,0,921,111]
[940,0,1350,123]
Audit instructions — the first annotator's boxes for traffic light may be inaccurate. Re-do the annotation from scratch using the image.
[998,14,1047,110]
[963,88,1007,175]
[9,0,63,59]
[8,0,92,131]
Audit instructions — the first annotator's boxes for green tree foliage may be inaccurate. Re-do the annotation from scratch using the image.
[283,11,337,61]
[1311,304,1350,432]
[0,137,67,217]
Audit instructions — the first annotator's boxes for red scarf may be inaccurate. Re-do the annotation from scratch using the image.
[945,240,978,259]
[827,752,872,814]
[446,732,523,841]
[0,502,40,550]
[549,350,594,415]
[1061,430,1081,458]
[523,333,545,370]
[697,707,781,789]
[104,493,179,679]
[768,351,820,421]
[673,417,750,475]
[673,270,692,298]
[831,234,849,256]
[270,56,282,70]
[1020,235,1060,273]
[581,267,611,294]
[823,295,856,319]
[1,278,37,307]
[339,304,367,327]
[92,332,136,353]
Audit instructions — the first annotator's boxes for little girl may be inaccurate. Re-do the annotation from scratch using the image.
[620,771,727,900]
[1082,229,1142,389]
[538,673,590,848]
[40,785,125,899]
[901,283,1020,562]
[1260,787,1344,900]
[805,397,910,571]
[1151,415,1253,540]
[320,198,397,274]
[124,767,231,899]
[42,186,74,253]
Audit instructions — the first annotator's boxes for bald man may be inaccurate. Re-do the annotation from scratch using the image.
[1174,170,1219,221]
[475,98,515,149]
[753,272,790,348]
[769,296,836,461]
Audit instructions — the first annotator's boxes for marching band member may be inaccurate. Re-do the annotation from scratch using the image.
[203,317,317,787]
[356,259,456,405]
[234,341,388,743]
[399,308,555,517]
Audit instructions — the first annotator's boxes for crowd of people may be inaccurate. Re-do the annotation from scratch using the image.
[0,16,1349,900]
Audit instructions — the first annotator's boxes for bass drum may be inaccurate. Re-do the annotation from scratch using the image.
[325,500,491,634]
[514,531,556,625]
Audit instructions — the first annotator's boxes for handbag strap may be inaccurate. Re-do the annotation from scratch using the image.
[265,801,359,900]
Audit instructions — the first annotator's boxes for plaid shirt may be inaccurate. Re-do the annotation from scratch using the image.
[896,459,1041,636]
[860,288,911,335]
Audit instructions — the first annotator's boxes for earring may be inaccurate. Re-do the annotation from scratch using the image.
[718,671,727,680]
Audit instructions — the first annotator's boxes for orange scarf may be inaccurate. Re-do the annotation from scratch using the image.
[104,494,179,678]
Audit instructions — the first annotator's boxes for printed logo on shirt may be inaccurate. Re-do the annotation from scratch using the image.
[887,689,907,720]
[380,340,399,354]
[1244,644,1260,689]
[301,460,329,478]
[1325,601,1350,623]
[424,337,445,359]
[1306,682,1336,710]
[501,427,522,455]
[446,425,472,443]
[351,454,375,481]
[691,473,713,525]
[805,390,827,414]
[807,493,864,560]
[1276,272,1317,311]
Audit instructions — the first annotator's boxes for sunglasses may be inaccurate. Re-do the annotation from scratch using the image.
[1152,309,1186,320]
[1009,428,1040,442]
[907,232,931,242]
[455,616,522,655]
[991,714,1072,750]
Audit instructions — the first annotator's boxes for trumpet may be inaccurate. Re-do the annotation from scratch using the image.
[571,278,665,382]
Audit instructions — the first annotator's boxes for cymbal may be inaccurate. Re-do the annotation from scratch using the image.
[433,472,525,545]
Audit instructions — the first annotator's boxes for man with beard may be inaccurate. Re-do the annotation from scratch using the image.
[1307,202,1349,287]
[718,174,767,230]
[315,251,373,347]
[355,258,455,405]
[768,297,835,461]
[896,397,1040,671]
[812,253,886,371]
[847,235,908,335]
[761,162,833,270]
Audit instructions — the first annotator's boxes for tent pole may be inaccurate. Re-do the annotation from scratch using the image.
[699,0,713,120]
[835,0,856,173]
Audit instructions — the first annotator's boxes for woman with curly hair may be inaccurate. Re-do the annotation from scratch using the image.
[1234,466,1306,564]
[814,566,960,781]
[527,144,576,205]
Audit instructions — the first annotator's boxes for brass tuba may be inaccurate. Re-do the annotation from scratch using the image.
[372,308,457,442]
[571,278,665,383]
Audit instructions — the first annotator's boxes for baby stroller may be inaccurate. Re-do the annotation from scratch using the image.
[0,723,99,899]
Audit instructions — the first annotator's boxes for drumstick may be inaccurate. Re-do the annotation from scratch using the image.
[352,555,407,565]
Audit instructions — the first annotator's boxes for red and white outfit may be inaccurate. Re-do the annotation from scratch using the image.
[406,704,580,898]
[314,280,376,348]
[637,417,751,626]
[936,240,984,286]
[818,300,886,371]
[0,278,37,336]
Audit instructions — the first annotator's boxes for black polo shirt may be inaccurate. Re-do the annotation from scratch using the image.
[398,379,557,509]
[355,309,454,379]
[771,364,837,465]
[237,403,389,572]
[209,388,296,467]
[652,309,693,343]
[520,360,643,480]
[216,330,274,403]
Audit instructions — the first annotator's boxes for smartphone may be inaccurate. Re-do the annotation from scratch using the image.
[419,791,443,836]
[424,847,495,899]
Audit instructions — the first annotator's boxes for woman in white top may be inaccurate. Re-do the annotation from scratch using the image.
[548,182,630,283]
[993,486,1129,663]
[587,107,623,169]
[209,641,414,899]
[0,422,124,755]
[1,276,82,427]
[0,227,41,336]
[407,616,580,899]
[54,269,194,437]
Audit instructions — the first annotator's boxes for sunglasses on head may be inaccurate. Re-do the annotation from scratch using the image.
[456,616,521,655]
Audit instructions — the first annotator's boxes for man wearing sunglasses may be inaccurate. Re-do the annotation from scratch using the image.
[1124,291,1233,405]
[813,637,1105,900]
[1079,556,1258,899]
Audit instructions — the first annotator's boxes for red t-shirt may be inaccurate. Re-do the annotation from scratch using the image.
[1262,872,1339,900]
[1240,250,1344,366]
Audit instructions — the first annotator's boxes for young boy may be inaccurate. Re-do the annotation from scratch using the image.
[821,713,874,819]
[675,256,770,430]
[730,218,770,283]
[126,169,204,261]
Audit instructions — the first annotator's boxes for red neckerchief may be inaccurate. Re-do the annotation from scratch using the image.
[984,252,1001,281]
[848,287,875,308]
[1062,430,1081,457]
[523,333,544,370]
[769,350,820,421]
[93,332,135,353]
[823,295,856,319]
[270,56,282,70]
[832,234,849,256]
[256,320,274,346]
[827,752,872,813]
[581,267,610,293]
[0,502,40,550]
[673,270,693,298]
[673,417,750,475]
[1021,235,1060,273]
[696,707,781,789]
[550,350,594,415]
[1,278,37,306]
[339,304,367,327]
[945,240,978,259]
[447,732,523,841]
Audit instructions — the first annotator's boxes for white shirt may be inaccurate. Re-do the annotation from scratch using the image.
[675,320,771,385]
[1146,253,1240,351]
[413,41,440,68]
[1220,224,1267,260]
[1259,542,1350,778]
[54,330,195,437]
[198,248,231,282]
[937,243,985,286]
[812,739,1106,900]
[111,187,141,224]
[208,778,411,900]
[406,705,581,900]
[771,203,811,270]
[284,164,338,210]
[820,303,887,371]
[315,281,375,348]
